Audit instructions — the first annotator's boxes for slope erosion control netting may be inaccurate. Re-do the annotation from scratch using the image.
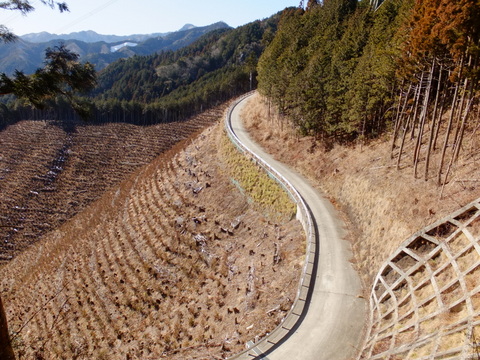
[361,199,480,360]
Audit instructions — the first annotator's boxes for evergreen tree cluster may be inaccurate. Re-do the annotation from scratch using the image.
[3,16,279,125]
[257,0,480,182]
[257,0,413,142]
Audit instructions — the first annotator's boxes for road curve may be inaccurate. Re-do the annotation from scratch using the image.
[229,93,366,359]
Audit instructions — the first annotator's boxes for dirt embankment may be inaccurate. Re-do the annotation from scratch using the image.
[241,93,480,288]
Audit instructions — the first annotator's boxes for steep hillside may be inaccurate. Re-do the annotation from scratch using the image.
[0,105,226,263]
[0,121,304,359]
[242,93,480,288]
[0,22,230,74]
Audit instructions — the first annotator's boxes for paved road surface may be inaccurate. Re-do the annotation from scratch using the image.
[230,94,366,360]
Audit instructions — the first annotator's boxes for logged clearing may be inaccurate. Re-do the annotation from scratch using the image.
[0,110,304,359]
[0,107,225,264]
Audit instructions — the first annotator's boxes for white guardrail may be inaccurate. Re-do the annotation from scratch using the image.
[225,92,317,359]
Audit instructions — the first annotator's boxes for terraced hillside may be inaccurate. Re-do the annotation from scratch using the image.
[0,108,225,263]
[0,123,304,359]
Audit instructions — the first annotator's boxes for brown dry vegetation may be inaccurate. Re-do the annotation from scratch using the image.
[0,108,224,263]
[242,93,480,290]
[0,112,304,359]
[361,206,480,359]
[242,92,480,359]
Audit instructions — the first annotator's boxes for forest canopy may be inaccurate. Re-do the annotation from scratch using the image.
[2,14,280,125]
[2,0,480,184]
[257,0,480,183]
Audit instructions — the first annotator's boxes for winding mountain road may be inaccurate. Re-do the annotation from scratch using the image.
[229,93,366,359]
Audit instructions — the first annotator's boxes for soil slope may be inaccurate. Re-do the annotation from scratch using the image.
[0,115,304,359]
[0,109,222,264]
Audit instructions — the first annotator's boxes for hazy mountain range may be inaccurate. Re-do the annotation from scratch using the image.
[0,22,229,74]
[19,24,197,44]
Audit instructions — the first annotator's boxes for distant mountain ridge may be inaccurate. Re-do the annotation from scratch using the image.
[20,29,172,44]
[2,22,230,74]
[20,24,198,43]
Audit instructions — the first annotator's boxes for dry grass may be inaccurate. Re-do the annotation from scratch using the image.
[241,93,480,290]
[241,93,480,359]
[409,340,434,358]
[219,131,296,221]
[0,119,305,359]
[448,232,471,253]
[465,265,480,291]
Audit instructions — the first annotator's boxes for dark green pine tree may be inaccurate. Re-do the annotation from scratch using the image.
[345,0,412,141]
[0,44,97,118]
[293,0,358,139]
[257,7,306,113]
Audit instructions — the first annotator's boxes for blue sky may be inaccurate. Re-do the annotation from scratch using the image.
[1,0,299,36]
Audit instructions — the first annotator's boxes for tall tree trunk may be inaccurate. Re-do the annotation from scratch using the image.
[440,74,471,190]
[441,95,474,197]
[438,56,464,185]
[451,76,470,149]
[414,61,435,178]
[391,84,412,158]
[268,96,271,122]
[396,111,413,170]
[454,98,473,162]
[410,72,425,141]
[437,81,460,185]
[470,100,480,154]
[453,82,475,164]
[425,62,443,180]
[0,295,16,360]
[433,88,446,151]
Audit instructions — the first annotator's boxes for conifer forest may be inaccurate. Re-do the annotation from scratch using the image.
[2,0,480,185]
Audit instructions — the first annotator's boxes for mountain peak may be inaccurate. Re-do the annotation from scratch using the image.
[179,24,196,31]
